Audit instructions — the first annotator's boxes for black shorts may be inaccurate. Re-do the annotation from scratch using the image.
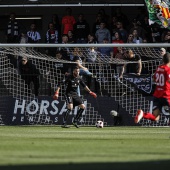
[64,93,83,106]
[153,97,170,111]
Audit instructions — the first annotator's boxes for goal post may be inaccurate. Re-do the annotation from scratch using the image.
[0,43,170,126]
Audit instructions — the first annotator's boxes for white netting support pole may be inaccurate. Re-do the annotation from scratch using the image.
[0,43,170,48]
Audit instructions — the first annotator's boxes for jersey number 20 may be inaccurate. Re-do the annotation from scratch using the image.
[155,73,165,86]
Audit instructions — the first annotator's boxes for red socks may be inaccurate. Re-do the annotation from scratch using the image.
[143,112,156,121]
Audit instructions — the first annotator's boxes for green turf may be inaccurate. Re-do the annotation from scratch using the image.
[0,126,170,170]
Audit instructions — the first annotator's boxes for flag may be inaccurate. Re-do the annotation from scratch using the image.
[123,74,153,94]
[145,0,170,29]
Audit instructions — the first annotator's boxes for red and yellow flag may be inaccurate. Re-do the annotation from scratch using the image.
[145,0,170,28]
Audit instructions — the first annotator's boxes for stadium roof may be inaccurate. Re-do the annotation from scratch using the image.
[0,0,145,7]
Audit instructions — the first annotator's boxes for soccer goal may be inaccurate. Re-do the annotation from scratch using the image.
[0,43,169,126]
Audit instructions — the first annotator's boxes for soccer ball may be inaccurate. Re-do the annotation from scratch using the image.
[110,110,118,117]
[96,120,104,128]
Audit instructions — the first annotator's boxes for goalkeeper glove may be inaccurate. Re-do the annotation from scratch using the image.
[89,91,97,98]
[53,91,59,100]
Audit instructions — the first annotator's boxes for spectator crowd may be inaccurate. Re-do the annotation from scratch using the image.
[5,7,169,96]
[6,7,170,47]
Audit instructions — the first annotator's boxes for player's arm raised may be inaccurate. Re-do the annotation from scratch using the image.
[84,86,97,98]
[79,76,97,98]
[53,76,68,100]
[53,87,60,100]
[137,59,142,75]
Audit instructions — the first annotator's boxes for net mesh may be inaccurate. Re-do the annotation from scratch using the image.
[0,45,169,126]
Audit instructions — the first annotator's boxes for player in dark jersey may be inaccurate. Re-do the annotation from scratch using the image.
[135,53,170,123]
[53,66,97,128]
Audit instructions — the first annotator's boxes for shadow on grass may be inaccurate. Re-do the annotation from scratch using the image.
[0,160,170,170]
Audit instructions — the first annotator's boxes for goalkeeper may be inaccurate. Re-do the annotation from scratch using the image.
[53,66,97,128]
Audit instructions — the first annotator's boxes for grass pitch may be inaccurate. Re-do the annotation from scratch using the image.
[0,126,170,170]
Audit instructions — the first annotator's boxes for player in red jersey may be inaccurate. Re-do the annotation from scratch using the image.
[135,53,170,123]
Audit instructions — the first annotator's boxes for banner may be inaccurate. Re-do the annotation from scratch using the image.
[145,0,170,29]
[123,74,153,94]
[0,96,133,126]
[0,96,169,126]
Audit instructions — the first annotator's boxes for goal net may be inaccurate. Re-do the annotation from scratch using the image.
[0,44,169,126]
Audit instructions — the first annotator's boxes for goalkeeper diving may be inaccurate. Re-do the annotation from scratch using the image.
[53,66,97,128]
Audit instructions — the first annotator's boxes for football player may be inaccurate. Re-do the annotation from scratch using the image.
[135,52,170,123]
[53,66,97,128]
